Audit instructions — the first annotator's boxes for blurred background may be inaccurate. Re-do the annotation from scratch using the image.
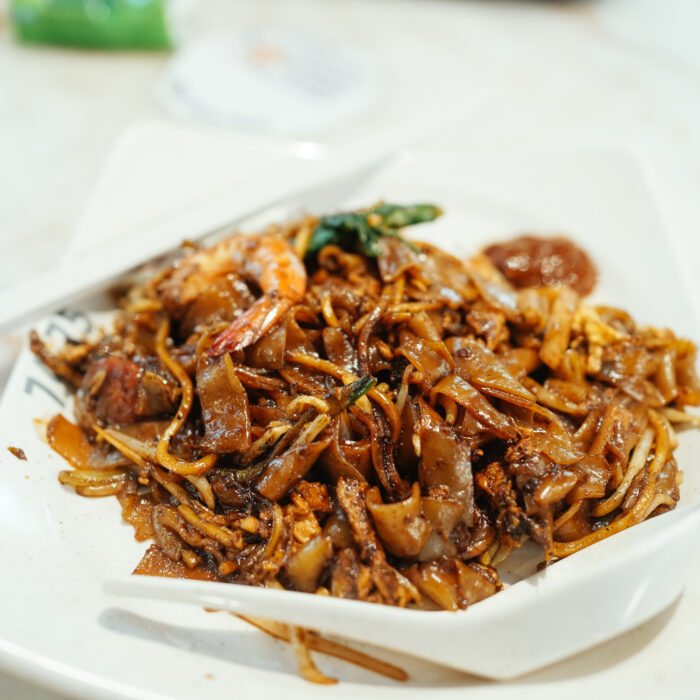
[1,1,700,697]
[2,0,700,293]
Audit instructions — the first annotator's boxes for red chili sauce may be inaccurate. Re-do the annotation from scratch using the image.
[483,235,597,296]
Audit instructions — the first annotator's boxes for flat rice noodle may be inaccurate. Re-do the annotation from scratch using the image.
[403,560,461,611]
[135,368,180,418]
[246,320,287,370]
[256,437,332,501]
[117,420,169,443]
[179,274,254,335]
[336,410,353,440]
[230,364,286,392]
[595,305,636,334]
[465,304,508,350]
[322,508,355,550]
[524,378,587,416]
[654,348,678,404]
[416,530,457,562]
[674,341,700,406]
[404,558,498,611]
[318,421,371,482]
[196,354,251,454]
[567,454,610,501]
[495,346,541,381]
[430,375,517,441]
[554,502,594,542]
[417,399,475,526]
[589,398,647,464]
[505,450,569,525]
[514,427,582,467]
[285,309,318,355]
[532,469,579,505]
[249,404,287,425]
[367,341,393,375]
[596,341,665,405]
[322,327,358,374]
[544,378,588,404]
[416,496,464,561]
[655,455,680,505]
[47,414,131,470]
[467,256,521,322]
[285,534,334,592]
[376,236,421,282]
[456,561,500,605]
[433,308,460,338]
[507,403,583,465]
[459,506,496,560]
[303,330,323,352]
[420,496,464,535]
[407,311,443,342]
[553,348,588,386]
[396,398,420,474]
[314,278,364,315]
[539,286,579,370]
[572,404,605,448]
[396,330,451,386]
[446,337,535,408]
[278,366,327,394]
[517,287,550,332]
[365,483,432,558]
[414,243,476,307]
[457,410,490,443]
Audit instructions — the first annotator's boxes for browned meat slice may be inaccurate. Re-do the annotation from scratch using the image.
[77,356,140,427]
[75,355,179,431]
[196,354,251,454]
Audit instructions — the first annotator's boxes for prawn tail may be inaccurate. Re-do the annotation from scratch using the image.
[210,296,290,357]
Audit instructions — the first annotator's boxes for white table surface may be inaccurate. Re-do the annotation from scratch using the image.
[2,0,700,698]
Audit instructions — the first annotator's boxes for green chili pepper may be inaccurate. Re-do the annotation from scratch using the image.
[305,203,442,258]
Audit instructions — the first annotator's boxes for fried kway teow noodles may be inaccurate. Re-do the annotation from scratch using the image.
[33,203,700,671]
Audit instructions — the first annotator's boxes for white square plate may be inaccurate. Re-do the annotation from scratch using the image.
[1,127,699,700]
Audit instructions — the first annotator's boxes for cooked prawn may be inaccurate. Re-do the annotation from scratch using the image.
[156,233,306,356]
[211,234,306,355]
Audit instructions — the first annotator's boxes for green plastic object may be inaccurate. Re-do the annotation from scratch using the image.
[10,0,174,50]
